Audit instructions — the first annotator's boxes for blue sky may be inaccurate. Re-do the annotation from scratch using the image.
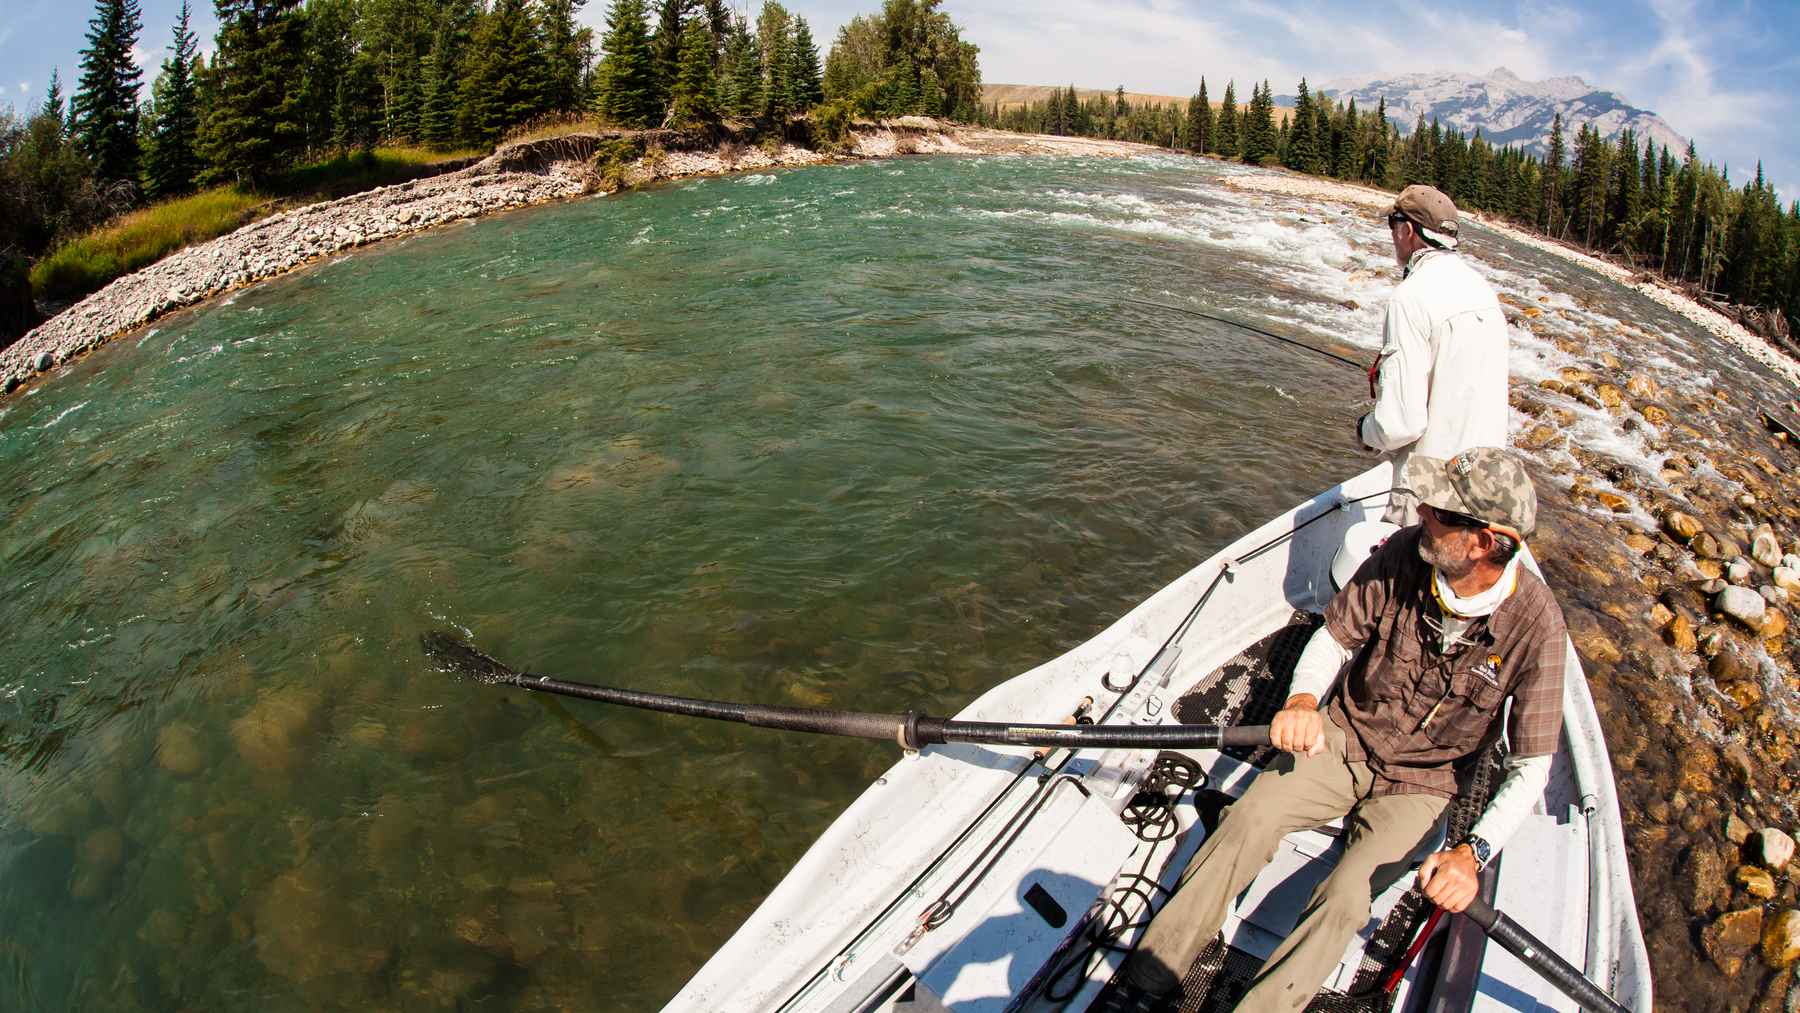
[4,0,1795,201]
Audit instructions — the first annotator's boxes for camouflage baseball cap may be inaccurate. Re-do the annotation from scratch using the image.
[1404,448,1537,540]
[1390,184,1459,237]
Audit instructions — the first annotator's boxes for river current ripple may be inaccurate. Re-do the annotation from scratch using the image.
[0,153,1780,1008]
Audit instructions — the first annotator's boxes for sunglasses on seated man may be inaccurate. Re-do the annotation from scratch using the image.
[1421,502,1489,530]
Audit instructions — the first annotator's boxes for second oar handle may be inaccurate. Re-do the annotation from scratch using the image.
[1461,897,1630,1013]
[926,719,1271,751]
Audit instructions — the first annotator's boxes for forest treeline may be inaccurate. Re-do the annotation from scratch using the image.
[0,0,980,338]
[980,79,1800,339]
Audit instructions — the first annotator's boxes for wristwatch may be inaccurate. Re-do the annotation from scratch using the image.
[1460,833,1492,869]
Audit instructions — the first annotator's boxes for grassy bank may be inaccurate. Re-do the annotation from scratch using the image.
[29,145,484,306]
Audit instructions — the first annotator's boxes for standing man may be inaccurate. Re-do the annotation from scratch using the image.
[1113,449,1565,1011]
[1360,185,1511,526]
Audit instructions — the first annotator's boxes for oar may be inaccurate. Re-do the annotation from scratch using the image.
[1460,896,1631,1013]
[420,631,1271,752]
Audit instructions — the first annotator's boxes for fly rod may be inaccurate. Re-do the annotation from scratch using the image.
[421,631,1271,751]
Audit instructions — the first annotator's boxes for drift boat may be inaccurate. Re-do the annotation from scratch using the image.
[668,462,1653,1011]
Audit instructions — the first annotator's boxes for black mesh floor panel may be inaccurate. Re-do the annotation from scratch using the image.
[1173,610,1320,768]
[1103,615,1510,1012]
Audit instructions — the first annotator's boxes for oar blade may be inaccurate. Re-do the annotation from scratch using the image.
[421,630,518,684]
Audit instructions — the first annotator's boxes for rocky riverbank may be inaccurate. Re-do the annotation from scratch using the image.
[0,120,1162,402]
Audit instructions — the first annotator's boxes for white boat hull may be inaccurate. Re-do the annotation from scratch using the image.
[670,463,1652,1012]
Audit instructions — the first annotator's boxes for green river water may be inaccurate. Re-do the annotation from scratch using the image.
[0,153,1748,1009]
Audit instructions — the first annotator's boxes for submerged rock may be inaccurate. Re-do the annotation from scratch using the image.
[157,723,204,777]
[254,864,389,983]
[1704,907,1765,975]
[71,827,124,900]
[230,687,322,773]
[1767,910,1800,969]
[1737,865,1778,900]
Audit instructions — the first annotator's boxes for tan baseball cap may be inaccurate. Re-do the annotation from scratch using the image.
[1390,184,1459,237]
[1404,448,1537,540]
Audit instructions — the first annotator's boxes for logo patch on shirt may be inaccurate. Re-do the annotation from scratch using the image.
[1471,655,1502,686]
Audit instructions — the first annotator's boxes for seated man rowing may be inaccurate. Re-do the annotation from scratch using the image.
[1116,447,1566,1011]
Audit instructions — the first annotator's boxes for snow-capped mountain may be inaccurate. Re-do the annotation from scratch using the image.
[1330,67,1689,158]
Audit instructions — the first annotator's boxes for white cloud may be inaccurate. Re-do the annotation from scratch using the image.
[131,43,154,69]
[17,81,27,95]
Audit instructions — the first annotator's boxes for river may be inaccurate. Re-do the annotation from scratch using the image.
[0,152,1787,1008]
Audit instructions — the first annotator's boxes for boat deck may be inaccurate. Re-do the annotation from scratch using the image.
[1119,612,1504,1013]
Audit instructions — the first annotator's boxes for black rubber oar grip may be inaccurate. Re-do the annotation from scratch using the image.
[1461,897,1630,1013]
[927,721,1271,750]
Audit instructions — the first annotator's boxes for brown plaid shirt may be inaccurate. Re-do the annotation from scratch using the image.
[1323,527,1566,798]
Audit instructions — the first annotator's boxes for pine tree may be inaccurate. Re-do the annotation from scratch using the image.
[41,69,68,130]
[757,1,793,122]
[1607,127,1639,254]
[200,0,307,186]
[419,16,459,147]
[1284,78,1315,172]
[1215,80,1238,158]
[722,18,762,121]
[789,16,823,111]
[142,0,200,198]
[1185,78,1210,154]
[538,0,590,113]
[597,0,661,127]
[1540,112,1565,236]
[335,53,383,151]
[667,17,717,126]
[72,0,145,187]
[651,0,692,104]
[469,0,547,141]
[299,0,356,154]
[1240,80,1275,165]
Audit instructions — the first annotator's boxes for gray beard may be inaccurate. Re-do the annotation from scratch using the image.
[1418,530,1478,581]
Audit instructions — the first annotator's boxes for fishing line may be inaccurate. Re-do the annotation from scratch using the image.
[1113,295,1367,371]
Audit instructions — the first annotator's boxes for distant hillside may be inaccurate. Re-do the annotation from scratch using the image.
[982,84,1293,124]
[1330,67,1688,158]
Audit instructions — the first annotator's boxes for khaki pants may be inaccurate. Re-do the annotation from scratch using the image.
[1123,717,1448,1011]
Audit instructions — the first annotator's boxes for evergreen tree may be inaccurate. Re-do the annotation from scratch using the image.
[1186,78,1210,154]
[1284,78,1316,172]
[757,1,793,121]
[200,0,307,186]
[1540,112,1565,235]
[1215,80,1237,158]
[1607,127,1639,254]
[484,0,549,137]
[418,16,459,147]
[789,16,823,110]
[335,53,384,151]
[1240,80,1275,164]
[142,0,200,198]
[722,18,762,121]
[667,17,717,126]
[651,0,693,104]
[72,0,145,187]
[299,0,356,153]
[40,70,68,130]
[597,0,661,127]
[541,0,592,113]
